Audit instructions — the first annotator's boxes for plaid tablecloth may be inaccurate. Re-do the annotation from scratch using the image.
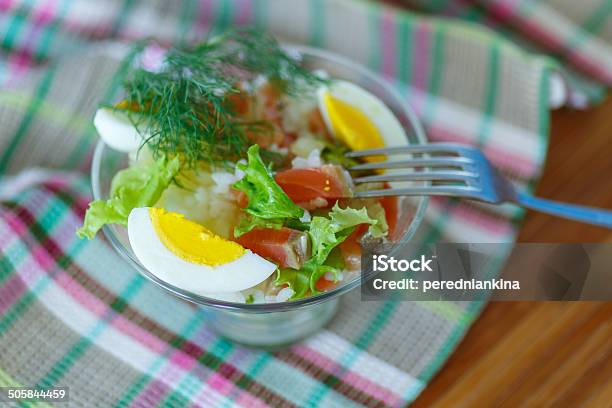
[0,0,610,407]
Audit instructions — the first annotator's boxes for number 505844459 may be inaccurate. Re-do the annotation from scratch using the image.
[1,387,68,402]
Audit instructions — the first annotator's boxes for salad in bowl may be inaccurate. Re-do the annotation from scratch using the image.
[78,29,415,305]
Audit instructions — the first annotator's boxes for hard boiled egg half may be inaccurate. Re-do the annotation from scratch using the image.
[93,107,146,152]
[128,207,276,295]
[317,80,407,150]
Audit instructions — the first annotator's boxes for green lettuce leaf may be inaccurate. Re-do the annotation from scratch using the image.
[233,214,310,238]
[279,204,377,298]
[232,144,304,220]
[275,268,311,299]
[234,215,284,237]
[364,201,388,238]
[309,205,376,261]
[77,156,180,239]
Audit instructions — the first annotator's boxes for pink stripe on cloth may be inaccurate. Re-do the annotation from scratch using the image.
[409,21,433,116]
[193,0,215,39]
[291,344,404,407]
[233,0,253,26]
[0,0,16,12]
[6,0,59,81]
[33,0,57,24]
[412,21,431,91]
[131,359,196,408]
[131,381,174,408]
[186,344,269,408]
[231,393,270,408]
[430,198,515,238]
[132,334,220,407]
[168,347,200,371]
[486,0,612,84]
[0,274,27,315]
[3,210,56,271]
[381,8,397,78]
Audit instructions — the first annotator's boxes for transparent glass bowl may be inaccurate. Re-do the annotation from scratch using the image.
[92,45,429,347]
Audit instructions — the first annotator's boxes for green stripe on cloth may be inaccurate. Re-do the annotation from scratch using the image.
[36,277,145,389]
[580,1,612,35]
[252,0,268,28]
[0,195,89,337]
[159,337,236,407]
[525,63,553,196]
[0,0,33,52]
[566,1,612,50]
[31,0,71,61]
[477,42,501,145]
[177,0,198,43]
[0,67,55,174]
[417,299,483,381]
[108,0,135,37]
[396,15,413,85]
[423,25,446,121]
[309,0,325,47]
[367,2,382,71]
[0,92,90,134]
[211,0,234,34]
[153,318,211,407]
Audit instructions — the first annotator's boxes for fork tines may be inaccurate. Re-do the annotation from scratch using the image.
[346,143,480,198]
[345,143,472,158]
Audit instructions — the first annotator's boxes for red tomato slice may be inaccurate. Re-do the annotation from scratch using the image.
[378,195,399,238]
[231,188,248,208]
[339,224,367,257]
[315,277,337,292]
[236,227,310,269]
[274,165,352,207]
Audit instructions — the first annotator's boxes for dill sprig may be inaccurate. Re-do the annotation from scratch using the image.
[120,28,326,167]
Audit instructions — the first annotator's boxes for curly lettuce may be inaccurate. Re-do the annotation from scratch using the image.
[77,156,180,239]
[232,144,304,220]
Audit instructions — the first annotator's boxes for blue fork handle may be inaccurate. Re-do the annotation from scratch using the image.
[516,192,612,228]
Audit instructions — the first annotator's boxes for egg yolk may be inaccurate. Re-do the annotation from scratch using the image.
[150,208,244,266]
[322,92,385,151]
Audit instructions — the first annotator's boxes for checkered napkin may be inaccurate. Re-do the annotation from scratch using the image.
[1,0,610,406]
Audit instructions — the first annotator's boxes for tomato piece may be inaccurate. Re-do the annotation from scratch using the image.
[274,165,352,207]
[315,277,337,292]
[236,227,311,269]
[378,194,399,239]
[231,188,248,208]
[339,223,367,259]
[226,92,250,115]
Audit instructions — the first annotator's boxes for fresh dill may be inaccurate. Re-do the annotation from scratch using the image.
[119,28,326,167]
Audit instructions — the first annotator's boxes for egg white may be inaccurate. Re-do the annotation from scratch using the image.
[94,107,145,152]
[128,207,276,294]
[317,80,407,148]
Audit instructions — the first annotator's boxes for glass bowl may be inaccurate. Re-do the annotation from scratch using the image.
[92,45,429,347]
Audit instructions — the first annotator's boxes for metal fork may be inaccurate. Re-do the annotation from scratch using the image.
[346,143,612,228]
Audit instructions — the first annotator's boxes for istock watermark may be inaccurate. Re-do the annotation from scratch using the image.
[361,243,612,301]
[372,254,435,272]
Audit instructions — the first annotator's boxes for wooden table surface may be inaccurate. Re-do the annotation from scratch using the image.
[411,98,612,407]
